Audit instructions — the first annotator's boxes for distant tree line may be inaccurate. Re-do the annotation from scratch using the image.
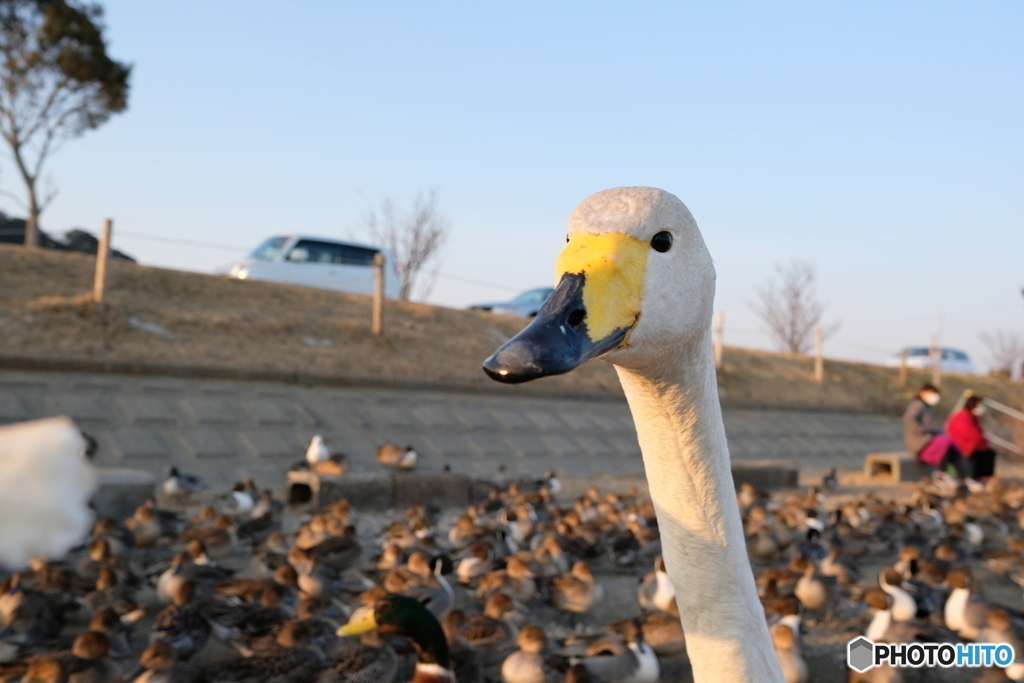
[0,211,133,259]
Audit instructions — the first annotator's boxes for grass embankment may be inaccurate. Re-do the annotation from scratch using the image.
[2,244,1021,419]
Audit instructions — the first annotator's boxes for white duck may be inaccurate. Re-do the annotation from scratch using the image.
[217,482,255,518]
[944,568,988,640]
[878,569,917,623]
[305,435,330,465]
[637,555,676,614]
[771,623,807,683]
[863,588,951,645]
[484,187,784,682]
[579,619,660,683]
[163,466,202,499]
[0,417,95,569]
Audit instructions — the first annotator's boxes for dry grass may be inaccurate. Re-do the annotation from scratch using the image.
[0,245,623,394]
[719,347,1023,416]
[2,244,1022,415]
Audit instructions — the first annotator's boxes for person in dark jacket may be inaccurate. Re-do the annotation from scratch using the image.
[947,395,996,481]
[903,384,978,488]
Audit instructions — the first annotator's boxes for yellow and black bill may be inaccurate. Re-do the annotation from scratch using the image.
[336,609,378,637]
[482,271,630,384]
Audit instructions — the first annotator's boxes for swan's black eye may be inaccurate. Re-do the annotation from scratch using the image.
[566,234,570,243]
[651,231,672,253]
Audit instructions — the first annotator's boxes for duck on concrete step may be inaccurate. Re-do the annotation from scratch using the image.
[377,444,417,470]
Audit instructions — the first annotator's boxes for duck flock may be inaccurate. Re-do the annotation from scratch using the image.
[4,441,1024,683]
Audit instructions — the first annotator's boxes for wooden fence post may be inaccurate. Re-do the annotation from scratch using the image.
[930,334,942,387]
[372,252,384,336]
[814,326,824,383]
[93,219,112,311]
[898,348,908,388]
[713,311,725,371]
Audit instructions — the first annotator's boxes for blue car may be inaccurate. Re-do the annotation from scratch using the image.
[469,287,554,317]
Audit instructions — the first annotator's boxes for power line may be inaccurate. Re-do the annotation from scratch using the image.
[830,337,894,354]
[842,305,1022,328]
[2,228,250,254]
[115,231,250,252]
[435,271,522,293]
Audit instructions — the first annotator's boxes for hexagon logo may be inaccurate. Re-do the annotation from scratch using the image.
[848,637,875,673]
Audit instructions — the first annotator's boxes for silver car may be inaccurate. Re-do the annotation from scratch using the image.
[215,235,400,298]
[884,347,976,374]
[470,287,555,317]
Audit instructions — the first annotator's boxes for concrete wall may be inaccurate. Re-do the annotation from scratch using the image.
[0,369,904,490]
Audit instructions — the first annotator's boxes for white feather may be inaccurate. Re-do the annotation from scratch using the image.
[0,417,95,568]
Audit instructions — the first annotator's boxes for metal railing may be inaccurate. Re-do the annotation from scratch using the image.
[951,390,1024,456]
[982,397,1024,456]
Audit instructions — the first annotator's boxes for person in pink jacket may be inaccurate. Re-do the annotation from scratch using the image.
[946,395,996,481]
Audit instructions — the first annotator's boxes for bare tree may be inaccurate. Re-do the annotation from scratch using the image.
[980,329,1024,374]
[363,189,450,301]
[0,0,131,246]
[751,259,839,354]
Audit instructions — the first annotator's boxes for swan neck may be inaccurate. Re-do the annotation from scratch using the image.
[613,331,783,682]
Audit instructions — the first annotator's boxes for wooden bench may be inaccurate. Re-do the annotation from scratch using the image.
[863,451,930,483]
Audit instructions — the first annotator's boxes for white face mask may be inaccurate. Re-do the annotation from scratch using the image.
[973,406,987,416]
[923,392,940,406]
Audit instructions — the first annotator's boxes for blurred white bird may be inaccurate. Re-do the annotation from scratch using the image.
[0,417,96,569]
[162,466,202,499]
[305,435,330,465]
[543,470,562,496]
[218,482,256,517]
[376,443,417,470]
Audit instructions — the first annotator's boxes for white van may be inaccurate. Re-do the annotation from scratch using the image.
[216,235,401,298]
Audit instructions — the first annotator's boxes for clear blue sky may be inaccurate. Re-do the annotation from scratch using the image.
[5,1,1022,370]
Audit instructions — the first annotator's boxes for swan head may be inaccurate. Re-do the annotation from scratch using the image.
[484,186,714,382]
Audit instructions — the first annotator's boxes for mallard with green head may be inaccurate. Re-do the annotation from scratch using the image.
[336,593,455,683]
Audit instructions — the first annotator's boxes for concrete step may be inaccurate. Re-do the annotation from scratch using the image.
[92,468,155,519]
[864,451,930,483]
